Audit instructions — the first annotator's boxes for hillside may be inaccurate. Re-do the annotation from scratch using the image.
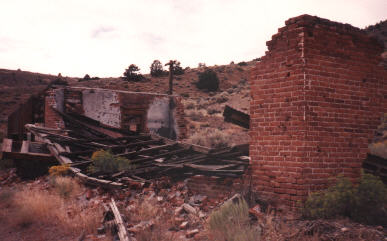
[72,61,255,147]
[0,69,63,139]
[364,19,387,68]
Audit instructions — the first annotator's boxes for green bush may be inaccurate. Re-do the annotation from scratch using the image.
[209,197,260,241]
[351,173,387,225]
[88,150,132,174]
[123,64,144,82]
[196,69,219,91]
[303,176,354,219]
[303,172,387,225]
[150,60,165,77]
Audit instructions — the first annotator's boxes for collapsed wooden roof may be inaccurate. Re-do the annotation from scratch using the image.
[25,110,249,188]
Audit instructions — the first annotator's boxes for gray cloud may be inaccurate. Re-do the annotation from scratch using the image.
[141,33,165,46]
[91,26,116,38]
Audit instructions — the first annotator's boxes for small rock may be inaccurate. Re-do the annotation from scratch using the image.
[198,211,206,218]
[182,203,197,215]
[341,227,349,232]
[249,204,263,219]
[157,196,163,202]
[186,229,199,238]
[175,206,184,215]
[179,221,189,229]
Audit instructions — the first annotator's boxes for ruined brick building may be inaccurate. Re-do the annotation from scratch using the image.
[250,15,387,207]
[1,14,386,209]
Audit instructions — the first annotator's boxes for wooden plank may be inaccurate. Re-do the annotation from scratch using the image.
[1,138,13,152]
[109,198,130,241]
[183,163,238,171]
[223,105,250,129]
[20,140,30,153]
[130,148,189,164]
[117,143,178,157]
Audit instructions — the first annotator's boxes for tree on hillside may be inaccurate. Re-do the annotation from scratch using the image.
[172,61,184,75]
[123,64,144,82]
[196,68,219,91]
[150,60,165,77]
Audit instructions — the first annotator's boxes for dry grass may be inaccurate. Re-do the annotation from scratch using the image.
[6,178,102,235]
[187,128,230,149]
[51,176,82,199]
[124,198,177,241]
[208,198,261,241]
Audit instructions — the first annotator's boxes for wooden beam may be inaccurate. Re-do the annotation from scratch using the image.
[20,140,30,153]
[109,198,130,241]
[117,143,178,157]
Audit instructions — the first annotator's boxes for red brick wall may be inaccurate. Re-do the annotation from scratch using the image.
[250,15,387,207]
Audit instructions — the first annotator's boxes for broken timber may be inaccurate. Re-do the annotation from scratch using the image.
[24,110,249,188]
[109,198,130,241]
[223,105,250,129]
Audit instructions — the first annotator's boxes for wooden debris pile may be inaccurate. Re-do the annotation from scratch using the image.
[25,111,249,188]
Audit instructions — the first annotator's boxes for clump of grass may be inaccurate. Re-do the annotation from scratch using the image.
[51,176,82,199]
[209,197,260,241]
[303,172,387,225]
[88,149,132,174]
[188,129,229,149]
[186,109,205,122]
[215,93,228,104]
[207,108,221,115]
[11,186,101,233]
[184,101,195,110]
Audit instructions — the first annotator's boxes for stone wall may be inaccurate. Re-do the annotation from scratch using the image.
[250,15,387,207]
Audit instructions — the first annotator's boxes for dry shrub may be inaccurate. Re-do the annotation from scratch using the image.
[187,109,205,122]
[185,101,196,110]
[10,184,101,234]
[49,164,70,177]
[51,176,82,199]
[216,92,229,104]
[207,107,221,115]
[369,140,387,159]
[208,198,261,241]
[188,128,229,148]
[126,198,176,241]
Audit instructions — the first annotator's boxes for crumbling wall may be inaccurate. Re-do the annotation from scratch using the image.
[250,15,387,207]
[45,88,65,129]
[45,87,187,140]
[82,89,121,128]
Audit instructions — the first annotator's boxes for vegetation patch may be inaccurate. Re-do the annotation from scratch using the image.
[188,128,229,149]
[209,197,260,241]
[303,172,387,226]
[49,164,70,177]
[88,149,132,174]
[196,69,219,91]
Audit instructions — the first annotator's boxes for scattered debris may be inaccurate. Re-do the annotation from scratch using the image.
[23,109,249,189]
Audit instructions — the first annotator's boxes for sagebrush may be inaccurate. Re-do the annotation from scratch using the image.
[303,172,387,225]
[209,197,260,241]
[88,149,132,174]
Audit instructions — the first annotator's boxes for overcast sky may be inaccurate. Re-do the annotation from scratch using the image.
[0,0,386,77]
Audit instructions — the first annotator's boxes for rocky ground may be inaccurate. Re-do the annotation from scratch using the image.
[1,168,386,241]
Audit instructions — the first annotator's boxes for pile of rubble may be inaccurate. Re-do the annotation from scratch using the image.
[95,176,228,240]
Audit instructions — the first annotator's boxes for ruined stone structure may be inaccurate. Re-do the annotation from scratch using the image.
[250,15,387,207]
[45,87,187,140]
